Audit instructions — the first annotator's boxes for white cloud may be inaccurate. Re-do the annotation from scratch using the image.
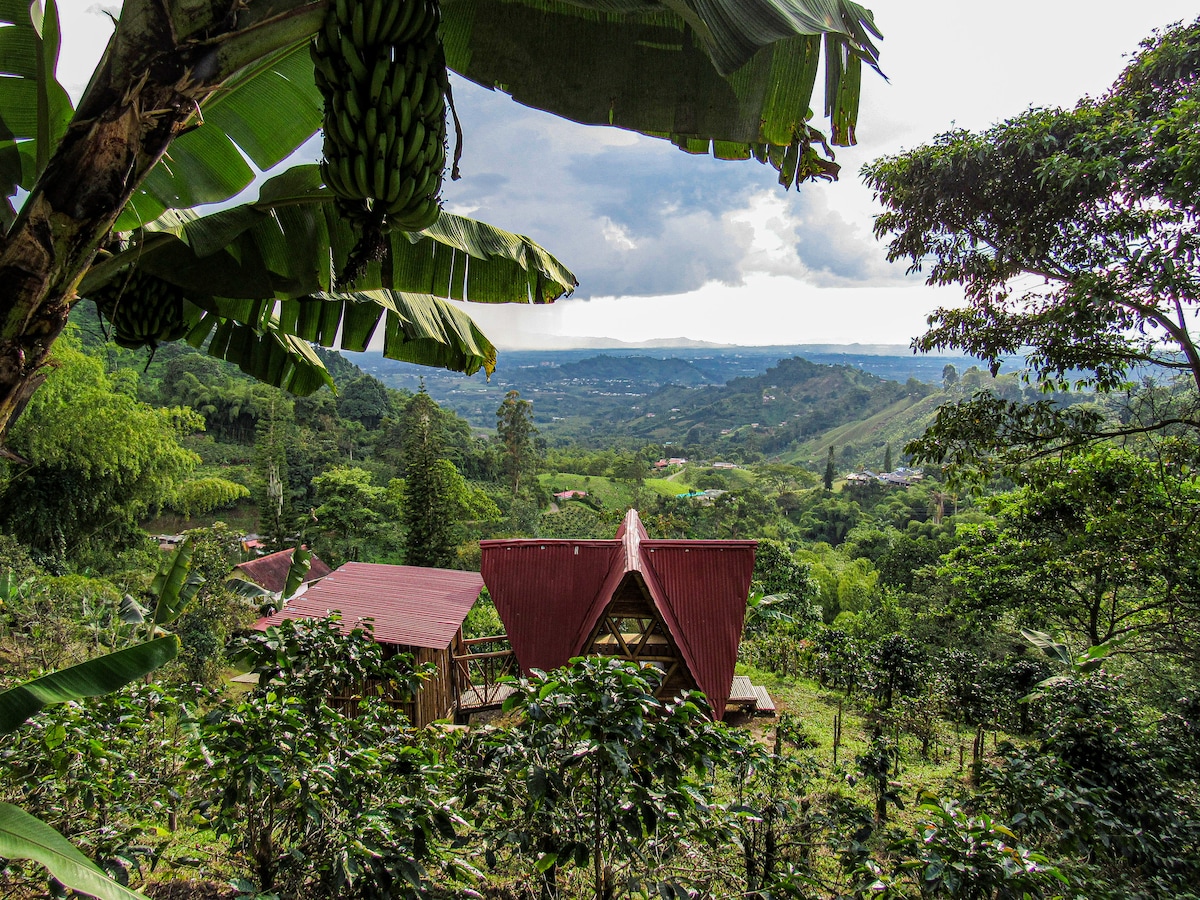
[600,218,638,251]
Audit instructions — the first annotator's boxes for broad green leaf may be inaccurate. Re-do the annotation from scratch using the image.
[0,0,73,223]
[263,289,498,376]
[283,547,312,600]
[0,636,180,733]
[224,575,274,599]
[187,310,336,395]
[117,42,322,229]
[138,118,256,210]
[0,570,32,605]
[119,594,148,625]
[115,0,880,222]
[440,0,881,181]
[0,803,149,900]
[128,165,577,305]
[150,539,204,627]
[1019,628,1074,668]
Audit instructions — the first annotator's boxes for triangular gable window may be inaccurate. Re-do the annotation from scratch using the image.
[582,573,694,698]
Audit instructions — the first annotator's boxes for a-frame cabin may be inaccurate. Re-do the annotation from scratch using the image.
[480,510,757,719]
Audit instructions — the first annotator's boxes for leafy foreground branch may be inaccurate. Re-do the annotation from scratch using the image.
[9,594,1200,899]
[865,18,1200,480]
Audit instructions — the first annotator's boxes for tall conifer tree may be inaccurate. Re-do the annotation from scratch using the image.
[401,387,456,568]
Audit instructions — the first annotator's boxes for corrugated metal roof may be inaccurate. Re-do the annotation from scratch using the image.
[480,540,620,671]
[232,548,333,593]
[641,542,757,719]
[480,510,756,718]
[253,562,484,650]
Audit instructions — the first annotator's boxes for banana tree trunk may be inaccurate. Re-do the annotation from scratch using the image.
[0,0,322,451]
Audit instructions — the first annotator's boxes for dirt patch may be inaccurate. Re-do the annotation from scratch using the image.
[143,880,238,900]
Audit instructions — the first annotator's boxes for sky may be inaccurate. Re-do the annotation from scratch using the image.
[56,0,1200,349]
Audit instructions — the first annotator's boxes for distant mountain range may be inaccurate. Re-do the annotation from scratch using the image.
[345,344,995,453]
[483,333,956,356]
[487,334,741,351]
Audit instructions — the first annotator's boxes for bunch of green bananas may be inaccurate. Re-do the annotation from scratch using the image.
[312,0,448,250]
[91,269,188,351]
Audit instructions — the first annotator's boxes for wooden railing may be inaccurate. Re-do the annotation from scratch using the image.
[453,635,517,713]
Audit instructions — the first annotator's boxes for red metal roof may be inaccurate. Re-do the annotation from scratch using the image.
[479,541,621,671]
[253,562,484,650]
[232,548,333,593]
[480,510,756,718]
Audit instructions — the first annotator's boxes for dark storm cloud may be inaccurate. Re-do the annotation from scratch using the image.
[788,187,914,286]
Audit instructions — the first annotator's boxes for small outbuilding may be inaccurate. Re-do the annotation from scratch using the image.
[253,562,484,727]
[231,547,333,596]
[480,510,758,719]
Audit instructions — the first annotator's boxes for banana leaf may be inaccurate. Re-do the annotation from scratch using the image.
[112,0,881,222]
[0,0,72,226]
[0,636,180,734]
[441,0,881,161]
[0,804,149,900]
[283,547,312,600]
[149,540,204,628]
[129,164,577,304]
[185,308,337,394]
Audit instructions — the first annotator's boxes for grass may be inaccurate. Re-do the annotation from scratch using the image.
[542,465,762,509]
[540,473,689,509]
[732,663,1011,831]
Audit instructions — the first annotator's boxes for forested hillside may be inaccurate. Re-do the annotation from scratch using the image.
[8,293,1200,899]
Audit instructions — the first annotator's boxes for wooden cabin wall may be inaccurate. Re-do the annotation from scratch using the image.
[412,645,454,728]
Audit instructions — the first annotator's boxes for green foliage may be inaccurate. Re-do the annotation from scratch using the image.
[855,733,903,822]
[0,545,200,900]
[399,389,458,569]
[722,717,821,895]
[809,627,863,694]
[497,390,541,498]
[336,375,391,429]
[252,397,297,549]
[866,18,1200,478]
[0,804,149,900]
[0,339,201,564]
[166,475,250,519]
[977,676,1200,896]
[171,524,256,684]
[462,596,503,639]
[1,681,204,884]
[865,634,926,709]
[311,465,395,567]
[797,493,863,546]
[195,618,453,896]
[469,657,734,898]
[936,446,1200,654]
[748,539,820,634]
[886,796,1066,898]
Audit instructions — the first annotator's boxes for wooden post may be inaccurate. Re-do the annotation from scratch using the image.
[832,702,842,767]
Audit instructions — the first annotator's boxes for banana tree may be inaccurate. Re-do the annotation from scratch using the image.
[0,0,883,449]
[0,541,200,900]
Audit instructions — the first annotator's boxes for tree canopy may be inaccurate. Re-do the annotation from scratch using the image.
[0,338,200,561]
[936,447,1200,655]
[864,18,1200,479]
